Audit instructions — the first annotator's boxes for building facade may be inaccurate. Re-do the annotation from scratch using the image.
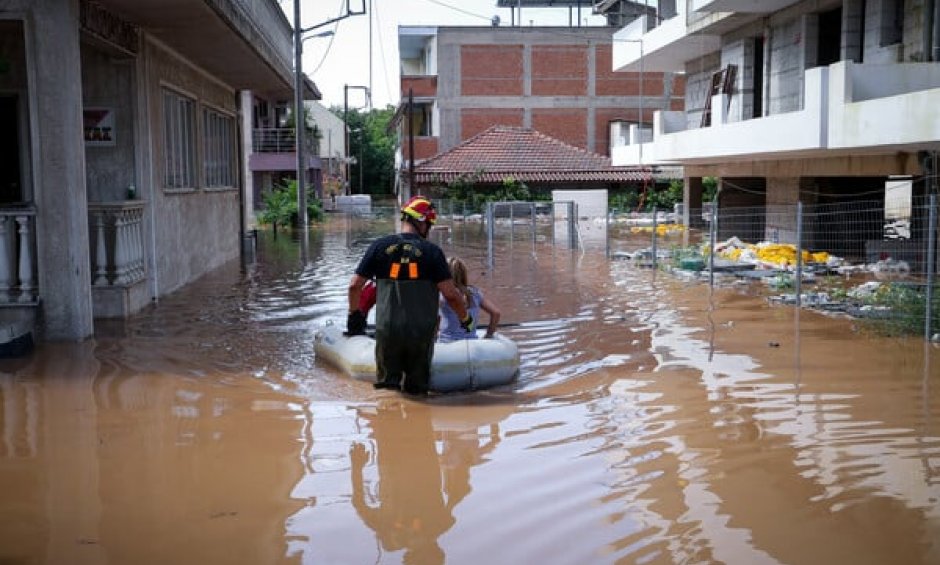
[610,0,940,239]
[0,0,316,341]
[396,24,685,197]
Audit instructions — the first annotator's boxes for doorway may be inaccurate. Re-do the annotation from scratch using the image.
[0,94,23,204]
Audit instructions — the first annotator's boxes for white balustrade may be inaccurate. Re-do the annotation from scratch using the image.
[88,202,146,288]
[0,209,37,305]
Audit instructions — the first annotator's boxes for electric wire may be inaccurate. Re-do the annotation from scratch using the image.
[372,0,394,107]
[416,0,493,22]
[308,0,347,75]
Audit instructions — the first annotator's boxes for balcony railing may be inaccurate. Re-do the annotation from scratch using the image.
[252,128,319,154]
[0,207,37,305]
[88,202,145,287]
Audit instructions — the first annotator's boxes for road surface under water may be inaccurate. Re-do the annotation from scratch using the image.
[1,211,938,564]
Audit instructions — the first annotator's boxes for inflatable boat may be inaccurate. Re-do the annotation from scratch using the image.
[313,324,520,392]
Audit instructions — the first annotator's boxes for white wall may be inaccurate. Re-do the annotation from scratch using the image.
[552,189,608,218]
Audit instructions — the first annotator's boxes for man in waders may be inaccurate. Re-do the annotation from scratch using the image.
[346,196,472,395]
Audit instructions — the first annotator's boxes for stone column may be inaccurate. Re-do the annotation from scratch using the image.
[31,0,94,339]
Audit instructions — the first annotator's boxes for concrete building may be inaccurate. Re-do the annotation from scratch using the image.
[610,0,940,240]
[0,0,318,341]
[306,101,347,201]
[396,23,685,197]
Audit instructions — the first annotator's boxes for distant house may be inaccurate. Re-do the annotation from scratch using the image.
[0,0,320,340]
[412,125,649,195]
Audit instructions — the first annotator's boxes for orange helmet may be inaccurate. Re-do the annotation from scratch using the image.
[401,195,437,225]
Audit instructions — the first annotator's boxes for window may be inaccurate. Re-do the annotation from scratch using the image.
[203,108,236,188]
[162,88,196,189]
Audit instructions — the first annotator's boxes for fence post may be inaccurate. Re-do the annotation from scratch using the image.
[605,198,611,259]
[926,193,937,340]
[709,199,718,288]
[531,202,537,255]
[569,201,577,249]
[651,207,658,270]
[795,201,803,309]
[487,201,494,268]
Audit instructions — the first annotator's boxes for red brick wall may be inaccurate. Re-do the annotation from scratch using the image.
[594,44,666,97]
[531,45,588,96]
[403,137,439,162]
[460,108,524,139]
[401,76,437,98]
[532,108,588,149]
[461,45,524,96]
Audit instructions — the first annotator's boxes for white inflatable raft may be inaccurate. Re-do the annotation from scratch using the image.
[313,324,520,392]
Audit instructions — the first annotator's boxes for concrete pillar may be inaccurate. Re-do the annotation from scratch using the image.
[31,0,94,339]
[683,176,705,228]
[239,90,256,229]
[766,176,801,243]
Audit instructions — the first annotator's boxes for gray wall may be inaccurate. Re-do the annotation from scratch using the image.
[81,44,137,203]
[144,39,240,297]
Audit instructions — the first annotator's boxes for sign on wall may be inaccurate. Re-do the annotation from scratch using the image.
[83,107,115,146]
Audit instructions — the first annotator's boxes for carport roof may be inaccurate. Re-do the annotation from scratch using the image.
[412,126,649,185]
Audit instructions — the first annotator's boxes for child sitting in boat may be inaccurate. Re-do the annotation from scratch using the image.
[438,257,501,342]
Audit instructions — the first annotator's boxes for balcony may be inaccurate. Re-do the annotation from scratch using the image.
[828,61,940,152]
[613,14,720,73]
[95,0,294,95]
[249,128,321,172]
[612,60,940,168]
[691,0,800,14]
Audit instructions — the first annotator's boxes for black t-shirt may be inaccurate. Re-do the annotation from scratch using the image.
[355,233,451,283]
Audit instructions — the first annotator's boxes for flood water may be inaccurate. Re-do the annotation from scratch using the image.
[1,211,938,565]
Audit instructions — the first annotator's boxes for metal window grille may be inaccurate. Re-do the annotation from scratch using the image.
[203,109,235,188]
[162,88,195,189]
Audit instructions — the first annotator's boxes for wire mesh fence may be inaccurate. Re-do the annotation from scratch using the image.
[615,194,939,341]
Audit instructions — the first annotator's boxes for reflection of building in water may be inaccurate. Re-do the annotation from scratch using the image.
[350,401,502,564]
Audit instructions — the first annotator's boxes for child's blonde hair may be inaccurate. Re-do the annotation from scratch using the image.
[448,257,473,305]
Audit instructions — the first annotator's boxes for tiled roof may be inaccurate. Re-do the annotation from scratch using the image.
[412,126,650,185]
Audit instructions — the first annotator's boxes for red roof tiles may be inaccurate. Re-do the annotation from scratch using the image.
[412,126,649,185]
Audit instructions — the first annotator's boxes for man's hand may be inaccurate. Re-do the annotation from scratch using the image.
[346,310,367,336]
[460,313,474,332]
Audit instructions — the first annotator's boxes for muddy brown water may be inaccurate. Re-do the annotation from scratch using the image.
[1,212,938,565]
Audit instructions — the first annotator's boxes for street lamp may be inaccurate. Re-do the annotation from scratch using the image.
[343,84,370,195]
[292,0,364,228]
[292,29,334,229]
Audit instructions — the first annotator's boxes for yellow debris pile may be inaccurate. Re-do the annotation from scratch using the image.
[629,224,687,235]
[710,237,832,269]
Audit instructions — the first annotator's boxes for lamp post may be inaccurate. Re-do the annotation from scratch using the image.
[293,29,334,229]
[292,0,362,227]
[358,130,364,194]
[343,84,370,195]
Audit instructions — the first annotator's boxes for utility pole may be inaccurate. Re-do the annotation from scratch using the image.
[292,0,306,229]
[408,88,415,200]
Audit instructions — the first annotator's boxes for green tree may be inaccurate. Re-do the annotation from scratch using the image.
[257,179,323,234]
[331,105,397,195]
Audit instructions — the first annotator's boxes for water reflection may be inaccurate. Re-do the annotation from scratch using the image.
[0,214,938,564]
[350,400,501,564]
